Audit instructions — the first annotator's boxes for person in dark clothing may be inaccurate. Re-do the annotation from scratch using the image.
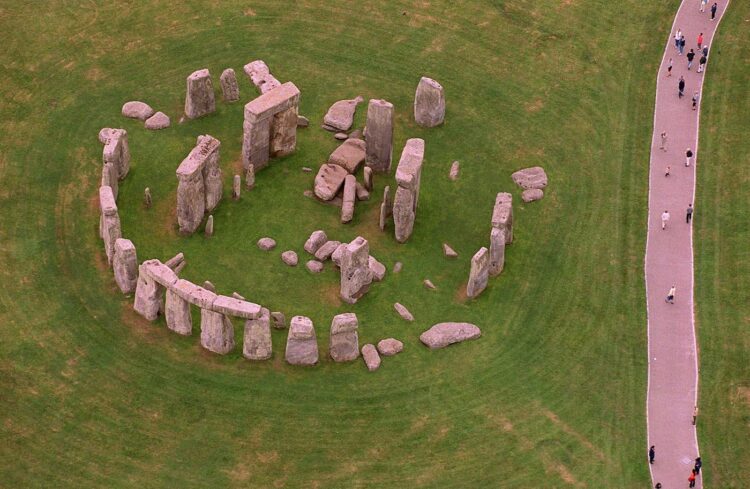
[655,484,662,489]
[687,49,695,69]
[679,35,686,55]
[698,54,707,73]
[694,457,702,474]
[687,204,693,223]
[711,2,718,20]
[703,45,709,57]
[678,76,686,98]
[649,445,656,464]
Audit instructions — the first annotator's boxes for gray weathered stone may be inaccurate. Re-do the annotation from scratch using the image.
[315,240,341,261]
[257,237,276,251]
[306,260,324,273]
[232,174,241,200]
[522,188,544,202]
[423,279,436,290]
[243,60,280,94]
[420,322,481,349]
[394,302,414,322]
[491,192,513,244]
[271,311,286,329]
[201,309,235,354]
[341,175,356,223]
[245,163,255,190]
[329,312,359,362]
[204,215,214,237]
[379,185,392,231]
[323,96,364,132]
[98,128,115,144]
[142,260,179,288]
[285,316,318,365]
[281,250,298,266]
[377,338,403,356]
[304,230,328,255]
[414,77,445,127]
[243,308,272,360]
[302,166,313,173]
[355,183,370,201]
[175,135,221,234]
[198,135,223,212]
[340,237,373,304]
[363,167,373,191]
[393,139,425,243]
[219,68,240,102]
[314,163,348,201]
[361,344,381,371]
[449,160,460,180]
[365,99,394,172]
[113,238,138,294]
[212,295,262,319]
[331,243,347,267]
[99,186,121,265]
[102,128,130,180]
[466,247,489,298]
[489,227,506,277]
[122,101,154,121]
[144,187,152,208]
[145,112,170,130]
[185,69,216,119]
[133,259,165,321]
[369,255,386,282]
[166,287,192,335]
[511,166,548,190]
[329,138,367,174]
[443,243,458,258]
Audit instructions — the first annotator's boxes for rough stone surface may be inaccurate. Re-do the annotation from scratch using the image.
[98,127,115,144]
[522,188,544,202]
[449,160,460,180]
[350,129,363,140]
[340,237,373,304]
[334,132,348,141]
[423,279,436,290]
[258,237,276,251]
[243,308,272,360]
[365,99,394,172]
[144,187,152,208]
[363,167,373,191]
[329,313,359,362]
[219,68,240,102]
[306,260,324,273]
[489,227,506,277]
[281,250,298,266]
[212,295,262,320]
[314,240,341,261]
[232,174,241,200]
[377,338,403,356]
[341,175,356,223]
[185,69,216,119]
[204,215,214,237]
[511,166,548,190]
[392,186,415,243]
[243,60,280,94]
[302,166,313,173]
[323,96,364,132]
[466,247,489,298]
[331,243,347,267]
[171,279,214,309]
[420,322,481,349]
[414,77,445,127]
[200,309,234,354]
[102,128,130,181]
[314,163,348,201]
[122,101,154,121]
[166,288,192,335]
[175,135,221,234]
[142,260,179,288]
[202,280,216,293]
[443,243,458,258]
[369,256,386,282]
[491,192,513,244]
[271,311,286,329]
[393,138,425,243]
[198,135,223,212]
[145,111,170,130]
[379,185,392,231]
[133,260,164,321]
[113,238,138,294]
[355,183,370,201]
[297,115,309,127]
[304,230,328,255]
[361,344,381,371]
[285,316,318,366]
[329,138,367,174]
[394,302,414,322]
[99,186,121,265]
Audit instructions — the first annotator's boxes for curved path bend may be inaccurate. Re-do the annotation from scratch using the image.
[646,1,728,487]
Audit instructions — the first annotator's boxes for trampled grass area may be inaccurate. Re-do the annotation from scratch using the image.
[0,0,742,486]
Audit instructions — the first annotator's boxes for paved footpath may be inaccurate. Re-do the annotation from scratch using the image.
[646,1,729,488]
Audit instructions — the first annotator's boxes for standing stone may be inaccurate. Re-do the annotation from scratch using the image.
[466,247,490,298]
[361,344,381,371]
[491,192,513,244]
[414,76,445,127]
[144,187,152,208]
[243,308,272,360]
[176,135,221,234]
[393,138,425,243]
[489,227,506,277]
[185,69,216,119]
[232,174,241,200]
[365,99,394,172]
[102,128,130,180]
[355,183,370,201]
[133,262,162,321]
[204,215,214,237]
[341,175,356,223]
[340,237,373,304]
[99,186,121,265]
[304,230,328,255]
[101,161,118,201]
[199,135,223,212]
[363,167,374,191]
[220,68,240,102]
[285,316,319,366]
[522,188,544,202]
[165,252,185,271]
[368,256,386,282]
[271,311,286,329]
[329,313,359,362]
[201,308,235,354]
[323,96,364,132]
[165,287,192,335]
[112,238,138,294]
[245,163,255,190]
[449,161,460,180]
[379,185,392,231]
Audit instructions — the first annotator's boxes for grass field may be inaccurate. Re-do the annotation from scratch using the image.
[0,0,745,487]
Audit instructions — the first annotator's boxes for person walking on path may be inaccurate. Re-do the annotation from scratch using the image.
[687,48,695,69]
[666,285,676,304]
[661,210,671,230]
[702,44,709,57]
[697,32,704,49]
[678,76,686,98]
[700,0,708,12]
[655,484,662,489]
[665,165,671,177]
[687,203,694,223]
[686,148,694,166]
[694,457,702,474]
[649,445,656,464]
[689,469,697,487]
[660,131,668,151]
[693,405,699,424]
[679,35,686,55]
[667,57,673,77]
[675,28,682,50]
[711,2,718,20]
[698,54,707,73]
[692,90,700,110]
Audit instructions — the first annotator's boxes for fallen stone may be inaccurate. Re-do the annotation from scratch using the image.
[341,175,356,223]
[511,166,548,190]
[449,160,460,180]
[365,99,394,172]
[377,338,403,356]
[281,250,298,266]
[394,302,414,322]
[243,308,272,360]
[142,260,178,288]
[258,237,276,251]
[145,111,170,130]
[271,311,286,329]
[170,279,215,310]
[329,138,367,174]
[122,101,154,121]
[466,247,489,298]
[355,183,370,201]
[285,315,318,365]
[522,188,544,202]
[369,255,386,282]
[306,260,324,273]
[297,115,309,127]
[323,95,364,132]
[315,240,341,261]
[334,132,348,141]
[393,262,403,273]
[185,69,216,119]
[314,163,348,201]
[304,230,328,255]
[349,129,363,139]
[443,243,458,258]
[420,322,481,349]
[361,344,381,371]
[423,279,436,290]
[113,239,138,294]
[329,312,359,362]
[379,185,392,231]
[219,68,240,102]
[340,237,373,304]
[414,77,445,127]
[331,243,347,267]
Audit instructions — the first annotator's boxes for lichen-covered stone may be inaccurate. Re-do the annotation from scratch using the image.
[243,308,272,360]
[112,238,137,294]
[329,313,359,362]
[185,69,216,119]
[219,68,240,102]
[285,316,318,366]
[340,237,373,304]
[420,322,481,349]
[414,77,445,127]
[361,344,381,371]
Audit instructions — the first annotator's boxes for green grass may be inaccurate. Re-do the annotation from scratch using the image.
[0,0,742,486]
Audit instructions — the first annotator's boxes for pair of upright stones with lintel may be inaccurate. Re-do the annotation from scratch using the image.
[175,135,223,235]
[467,193,514,299]
[97,128,131,276]
[286,313,362,366]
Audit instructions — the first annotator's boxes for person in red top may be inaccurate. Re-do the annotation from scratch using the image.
[697,32,704,49]
[688,469,697,487]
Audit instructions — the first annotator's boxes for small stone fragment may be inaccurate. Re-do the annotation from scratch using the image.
[522,188,544,202]
[304,230,328,255]
[377,338,403,356]
[271,311,286,329]
[145,111,170,130]
[281,250,298,266]
[423,279,436,290]
[361,344,381,371]
[363,167,373,191]
[449,160,460,180]
[443,243,458,258]
[334,132,348,140]
[379,185,392,231]
[306,260,324,273]
[369,255,386,282]
[393,262,403,273]
[297,115,309,127]
[302,166,313,173]
[204,215,214,237]
[245,163,255,190]
[355,183,370,201]
[257,237,276,251]
[414,77,445,127]
[112,238,138,294]
[164,252,185,270]
[232,174,241,200]
[285,316,319,366]
[202,280,216,293]
[331,243,347,267]
[144,187,152,208]
[243,308,272,360]
[122,101,154,121]
[314,240,341,261]
[394,302,414,322]
[420,322,481,349]
[329,312,360,362]
[219,68,240,102]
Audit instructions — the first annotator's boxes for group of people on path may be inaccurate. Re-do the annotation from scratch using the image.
[650,445,702,488]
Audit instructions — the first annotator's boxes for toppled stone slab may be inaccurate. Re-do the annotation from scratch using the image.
[443,243,458,258]
[271,311,286,329]
[145,112,170,130]
[314,163,348,201]
[329,138,367,174]
[113,238,138,294]
[449,161,460,180]
[306,260,324,273]
[331,243,347,267]
[329,312,359,362]
[377,338,403,356]
[365,99,394,172]
[315,240,341,261]
[212,295,262,319]
[243,60,281,94]
[394,302,414,322]
[466,247,489,299]
[355,183,370,201]
[511,166,548,190]
[281,250,298,266]
[285,315,318,365]
[414,77,445,128]
[361,344,381,371]
[304,230,328,255]
[220,68,240,102]
[258,237,276,251]
[369,256,386,282]
[323,95,364,132]
[522,188,544,202]
[420,322,481,349]
[341,174,356,223]
[243,308,272,360]
[122,101,154,121]
[363,167,373,191]
[340,237,373,304]
[185,69,216,119]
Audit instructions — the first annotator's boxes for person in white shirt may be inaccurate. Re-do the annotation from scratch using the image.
[661,210,670,230]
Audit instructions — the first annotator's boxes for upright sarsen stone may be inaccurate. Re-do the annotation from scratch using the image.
[165,287,192,335]
[340,236,373,304]
[341,175,356,223]
[365,99,394,173]
[489,227,506,277]
[133,260,177,321]
[99,186,121,265]
[243,308,272,360]
[329,313,359,362]
[112,238,138,294]
[491,192,513,244]
[466,247,489,298]
[219,68,240,102]
[175,135,221,234]
[392,138,424,243]
[285,316,318,366]
[414,77,445,127]
[198,135,223,212]
[102,128,130,180]
[185,69,216,119]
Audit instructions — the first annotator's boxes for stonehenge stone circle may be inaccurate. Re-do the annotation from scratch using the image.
[365,99,394,173]
[219,68,240,102]
[511,166,548,190]
[314,163,348,201]
[145,112,170,130]
[414,77,445,127]
[466,247,489,298]
[329,313,360,362]
[522,188,544,202]
[328,138,366,174]
[341,175,356,223]
[184,69,216,119]
[323,95,364,132]
[377,338,403,356]
[393,138,425,243]
[122,101,154,121]
[243,60,281,95]
[102,128,130,180]
[175,135,222,235]
[304,230,328,255]
[285,316,319,366]
[281,250,298,266]
[133,259,178,321]
[340,236,373,304]
[394,302,414,322]
[420,322,481,349]
[99,186,121,266]
[112,238,138,294]
[243,308,272,360]
[241,82,300,172]
[361,344,381,371]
